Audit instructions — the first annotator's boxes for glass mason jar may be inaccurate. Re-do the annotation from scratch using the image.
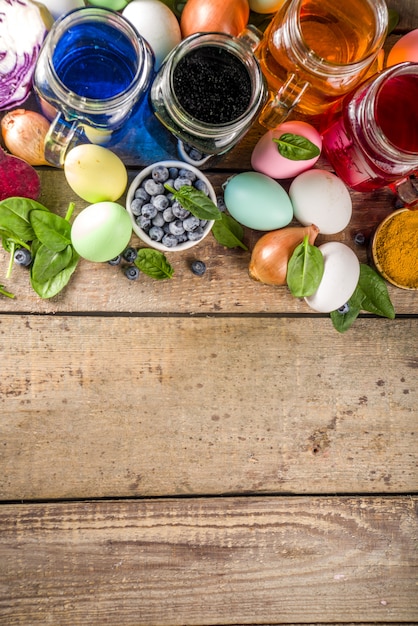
[150,29,268,164]
[321,62,418,197]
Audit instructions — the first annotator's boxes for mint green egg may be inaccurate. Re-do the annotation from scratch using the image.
[224,172,293,231]
[87,0,130,10]
[71,202,132,262]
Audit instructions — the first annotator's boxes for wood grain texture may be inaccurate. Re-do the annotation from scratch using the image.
[0,168,417,315]
[1,316,416,500]
[0,496,417,625]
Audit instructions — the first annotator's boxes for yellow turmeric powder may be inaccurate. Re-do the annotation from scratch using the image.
[374,209,418,289]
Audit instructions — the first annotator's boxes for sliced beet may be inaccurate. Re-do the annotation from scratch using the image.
[0,147,41,201]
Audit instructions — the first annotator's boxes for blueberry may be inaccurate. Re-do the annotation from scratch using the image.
[134,187,150,203]
[191,260,206,276]
[108,255,122,266]
[130,198,145,216]
[152,212,165,228]
[337,303,350,314]
[354,232,366,246]
[144,178,164,196]
[188,148,205,162]
[125,266,140,280]
[163,206,175,223]
[168,167,179,179]
[187,227,205,241]
[137,215,151,231]
[172,201,190,220]
[174,176,192,190]
[122,247,137,263]
[162,233,179,247]
[141,203,158,220]
[152,194,169,211]
[183,215,200,232]
[151,165,169,183]
[169,219,185,236]
[216,195,226,212]
[148,226,164,241]
[194,179,209,195]
[14,248,32,266]
[179,168,196,182]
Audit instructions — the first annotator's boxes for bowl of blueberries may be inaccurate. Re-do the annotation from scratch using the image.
[126,160,217,252]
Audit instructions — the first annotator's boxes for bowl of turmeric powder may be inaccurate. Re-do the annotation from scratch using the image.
[372,208,418,290]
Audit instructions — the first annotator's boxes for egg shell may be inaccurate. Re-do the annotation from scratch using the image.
[251,121,322,179]
[40,0,85,20]
[64,144,128,204]
[248,0,287,14]
[386,30,418,66]
[71,202,132,262]
[289,169,352,235]
[224,172,293,231]
[88,0,129,9]
[122,0,182,70]
[305,242,360,313]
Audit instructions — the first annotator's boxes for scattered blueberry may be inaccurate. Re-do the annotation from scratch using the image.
[337,303,350,314]
[122,247,138,263]
[14,248,32,266]
[216,195,227,212]
[191,260,206,276]
[125,266,140,280]
[354,232,366,246]
[108,255,122,266]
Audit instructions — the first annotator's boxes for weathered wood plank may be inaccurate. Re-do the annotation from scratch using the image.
[0,496,416,625]
[1,316,416,500]
[0,168,416,315]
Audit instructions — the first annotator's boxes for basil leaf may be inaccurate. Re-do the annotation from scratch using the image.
[134,248,174,280]
[31,243,73,283]
[30,248,79,299]
[273,133,321,161]
[286,236,324,297]
[356,264,395,318]
[212,213,248,250]
[165,184,221,221]
[30,210,71,252]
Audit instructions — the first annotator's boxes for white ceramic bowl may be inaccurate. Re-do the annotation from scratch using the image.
[126,160,216,252]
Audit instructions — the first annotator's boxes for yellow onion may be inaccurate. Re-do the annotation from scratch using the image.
[249,223,320,285]
[1,109,50,166]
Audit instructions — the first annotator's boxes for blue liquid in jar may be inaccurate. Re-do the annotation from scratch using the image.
[52,21,137,99]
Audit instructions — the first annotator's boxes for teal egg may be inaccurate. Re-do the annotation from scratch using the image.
[224,172,293,231]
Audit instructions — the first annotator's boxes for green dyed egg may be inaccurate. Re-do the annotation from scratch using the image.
[224,172,293,231]
[71,202,132,262]
[87,0,130,10]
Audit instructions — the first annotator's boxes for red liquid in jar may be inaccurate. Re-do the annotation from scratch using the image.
[321,73,418,191]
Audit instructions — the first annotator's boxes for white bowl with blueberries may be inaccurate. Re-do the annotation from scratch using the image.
[126,160,217,252]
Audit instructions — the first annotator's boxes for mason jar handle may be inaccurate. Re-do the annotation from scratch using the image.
[44,112,80,167]
[258,74,310,129]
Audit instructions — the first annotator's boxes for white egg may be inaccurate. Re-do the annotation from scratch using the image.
[289,169,352,234]
[305,242,360,313]
[122,0,182,70]
[40,0,85,20]
[249,0,286,13]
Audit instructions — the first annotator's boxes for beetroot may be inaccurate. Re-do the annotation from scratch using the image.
[0,147,40,201]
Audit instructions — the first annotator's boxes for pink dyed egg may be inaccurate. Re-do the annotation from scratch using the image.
[251,121,322,179]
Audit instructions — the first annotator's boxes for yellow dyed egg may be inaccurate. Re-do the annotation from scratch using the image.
[71,202,132,262]
[64,144,128,204]
[223,171,293,231]
[249,0,286,13]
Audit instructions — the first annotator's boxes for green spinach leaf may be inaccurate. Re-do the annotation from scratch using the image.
[212,213,248,250]
[134,248,174,280]
[30,248,80,299]
[286,236,324,297]
[31,244,73,283]
[30,210,72,252]
[273,133,321,161]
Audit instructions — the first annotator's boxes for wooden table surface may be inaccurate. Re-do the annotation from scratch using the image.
[1,2,417,625]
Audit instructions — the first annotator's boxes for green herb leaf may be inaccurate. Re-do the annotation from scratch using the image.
[212,213,248,250]
[30,210,72,252]
[165,184,221,221]
[134,248,174,280]
[388,9,399,35]
[30,247,79,299]
[273,133,321,161]
[286,235,324,297]
[330,264,395,333]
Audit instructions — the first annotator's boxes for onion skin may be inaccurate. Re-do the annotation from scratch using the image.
[249,224,320,286]
[1,109,50,166]
[180,0,250,38]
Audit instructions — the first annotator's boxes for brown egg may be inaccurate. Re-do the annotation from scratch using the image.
[180,0,250,38]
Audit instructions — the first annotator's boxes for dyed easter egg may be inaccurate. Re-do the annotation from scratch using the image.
[223,171,293,231]
[387,29,418,66]
[251,121,322,179]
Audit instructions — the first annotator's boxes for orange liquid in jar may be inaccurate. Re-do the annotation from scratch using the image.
[257,0,381,117]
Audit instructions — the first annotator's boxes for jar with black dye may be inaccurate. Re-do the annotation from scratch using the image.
[150,29,267,165]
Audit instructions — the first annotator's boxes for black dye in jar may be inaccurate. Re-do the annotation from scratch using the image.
[172,46,252,124]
